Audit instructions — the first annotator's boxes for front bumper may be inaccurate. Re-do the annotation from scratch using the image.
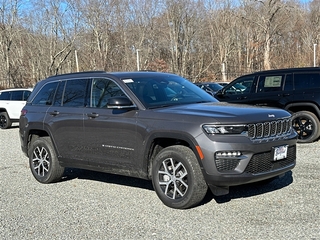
[196,132,297,192]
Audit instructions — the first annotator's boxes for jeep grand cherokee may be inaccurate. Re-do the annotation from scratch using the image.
[19,71,297,209]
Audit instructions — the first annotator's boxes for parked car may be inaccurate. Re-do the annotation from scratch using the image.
[20,71,297,209]
[215,67,320,143]
[0,88,32,129]
[194,82,223,95]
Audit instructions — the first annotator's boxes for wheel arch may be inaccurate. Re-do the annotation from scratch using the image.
[144,131,202,179]
[286,102,320,119]
[0,108,8,113]
[25,129,51,157]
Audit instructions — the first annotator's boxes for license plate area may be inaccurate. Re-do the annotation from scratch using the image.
[272,145,288,161]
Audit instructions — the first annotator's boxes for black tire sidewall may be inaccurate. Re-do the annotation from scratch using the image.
[152,145,207,209]
[0,112,11,129]
[28,137,62,183]
[293,111,320,143]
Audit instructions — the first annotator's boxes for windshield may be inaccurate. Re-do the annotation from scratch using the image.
[123,75,217,108]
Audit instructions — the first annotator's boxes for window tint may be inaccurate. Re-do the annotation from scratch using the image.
[11,91,24,100]
[53,81,66,106]
[224,76,254,94]
[91,78,124,108]
[284,74,293,91]
[0,91,10,100]
[257,75,283,92]
[62,79,88,107]
[294,73,320,90]
[23,90,31,100]
[32,82,59,105]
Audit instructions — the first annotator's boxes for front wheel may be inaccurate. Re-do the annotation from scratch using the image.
[151,145,208,209]
[0,112,12,129]
[292,111,320,143]
[28,136,65,183]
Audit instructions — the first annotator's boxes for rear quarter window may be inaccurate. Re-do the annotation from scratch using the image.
[32,82,59,105]
[294,73,320,90]
[0,91,10,100]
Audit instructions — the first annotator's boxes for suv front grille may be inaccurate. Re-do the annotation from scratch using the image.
[247,118,292,139]
[244,145,296,174]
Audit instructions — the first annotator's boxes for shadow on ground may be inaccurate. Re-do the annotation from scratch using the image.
[60,168,293,207]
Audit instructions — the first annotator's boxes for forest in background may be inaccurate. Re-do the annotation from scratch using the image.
[0,0,319,88]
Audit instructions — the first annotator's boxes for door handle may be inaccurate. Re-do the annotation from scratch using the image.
[87,113,99,118]
[237,96,247,100]
[49,111,59,116]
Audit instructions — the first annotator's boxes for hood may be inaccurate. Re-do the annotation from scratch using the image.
[155,102,291,124]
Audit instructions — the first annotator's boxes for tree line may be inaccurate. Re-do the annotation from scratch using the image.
[0,0,319,88]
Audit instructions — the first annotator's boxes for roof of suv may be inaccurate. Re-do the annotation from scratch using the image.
[45,71,172,81]
[250,67,320,75]
[0,88,32,92]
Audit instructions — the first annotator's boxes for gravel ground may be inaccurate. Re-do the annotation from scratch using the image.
[1,125,319,240]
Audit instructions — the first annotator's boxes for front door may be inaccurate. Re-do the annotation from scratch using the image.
[83,78,140,171]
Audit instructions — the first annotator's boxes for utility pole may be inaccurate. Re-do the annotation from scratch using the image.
[136,49,140,71]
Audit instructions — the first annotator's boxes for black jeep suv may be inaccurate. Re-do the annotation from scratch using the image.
[215,67,320,143]
[19,71,297,209]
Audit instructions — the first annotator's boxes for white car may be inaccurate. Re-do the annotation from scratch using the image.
[0,88,32,129]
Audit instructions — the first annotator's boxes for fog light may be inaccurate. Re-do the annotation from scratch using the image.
[216,151,242,158]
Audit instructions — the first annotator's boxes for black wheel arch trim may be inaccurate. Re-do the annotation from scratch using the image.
[285,102,320,118]
[143,130,204,178]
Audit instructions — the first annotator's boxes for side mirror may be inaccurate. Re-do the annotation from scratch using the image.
[107,96,135,109]
[215,89,223,96]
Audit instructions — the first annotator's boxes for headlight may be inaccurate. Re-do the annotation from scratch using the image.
[203,125,246,134]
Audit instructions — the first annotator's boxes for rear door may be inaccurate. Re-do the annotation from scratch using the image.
[249,73,291,108]
[44,79,88,164]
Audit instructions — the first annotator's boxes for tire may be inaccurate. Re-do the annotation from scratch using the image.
[151,145,208,209]
[292,111,320,143]
[0,112,12,129]
[28,136,65,183]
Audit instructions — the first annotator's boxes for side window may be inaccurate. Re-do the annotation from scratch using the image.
[11,91,24,100]
[0,91,10,100]
[62,79,88,107]
[91,78,124,108]
[32,82,59,105]
[224,77,254,95]
[294,73,320,90]
[257,75,283,92]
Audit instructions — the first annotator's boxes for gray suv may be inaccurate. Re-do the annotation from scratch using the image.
[19,71,297,209]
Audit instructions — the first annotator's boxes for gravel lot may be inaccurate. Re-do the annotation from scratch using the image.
[1,125,319,240]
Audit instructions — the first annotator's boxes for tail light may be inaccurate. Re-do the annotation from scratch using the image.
[21,109,27,116]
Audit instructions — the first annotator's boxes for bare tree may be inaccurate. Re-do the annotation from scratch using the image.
[239,0,294,70]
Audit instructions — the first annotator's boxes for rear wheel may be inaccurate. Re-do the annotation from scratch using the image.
[28,136,65,183]
[151,145,208,209]
[0,112,12,129]
[292,111,320,143]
